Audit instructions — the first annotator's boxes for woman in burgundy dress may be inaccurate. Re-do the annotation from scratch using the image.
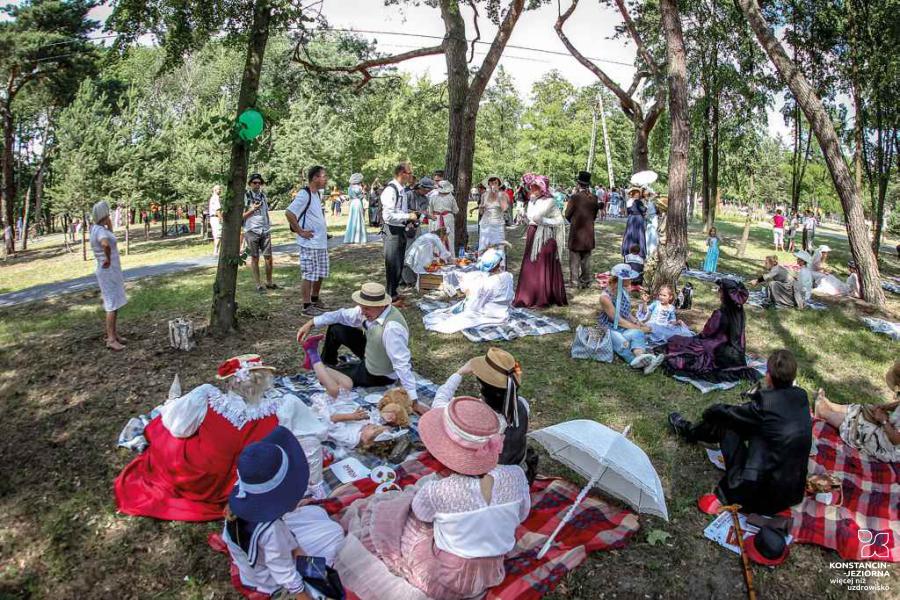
[513,173,568,308]
[661,279,761,384]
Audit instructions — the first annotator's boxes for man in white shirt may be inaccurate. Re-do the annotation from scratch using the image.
[286,165,329,317]
[381,163,419,303]
[296,282,427,413]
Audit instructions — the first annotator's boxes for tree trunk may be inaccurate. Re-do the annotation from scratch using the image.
[701,125,710,229]
[210,0,272,333]
[1,103,15,255]
[737,173,754,257]
[653,0,690,292]
[633,116,650,173]
[21,184,30,251]
[81,211,88,261]
[735,0,884,306]
[708,87,720,229]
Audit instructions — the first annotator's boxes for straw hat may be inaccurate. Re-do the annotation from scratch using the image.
[471,347,521,388]
[229,426,310,522]
[418,396,504,475]
[351,282,392,307]
[216,354,276,380]
[886,359,900,392]
[438,180,454,194]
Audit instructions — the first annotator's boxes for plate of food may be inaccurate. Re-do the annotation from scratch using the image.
[456,257,472,266]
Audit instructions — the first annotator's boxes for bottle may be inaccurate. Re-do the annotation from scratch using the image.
[458,247,465,259]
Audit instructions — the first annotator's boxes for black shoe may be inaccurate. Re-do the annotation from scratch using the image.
[388,435,413,464]
[668,412,694,442]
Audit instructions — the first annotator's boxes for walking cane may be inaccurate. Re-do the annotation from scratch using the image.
[719,504,757,600]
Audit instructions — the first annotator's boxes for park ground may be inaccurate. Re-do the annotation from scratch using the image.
[0,216,898,598]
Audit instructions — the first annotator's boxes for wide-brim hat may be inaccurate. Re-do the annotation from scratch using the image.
[483,174,502,187]
[438,180,454,194]
[745,526,790,566]
[577,171,592,185]
[611,262,640,280]
[886,358,900,392]
[627,186,642,197]
[351,282,392,307]
[216,354,276,380]
[416,176,436,190]
[818,245,832,253]
[419,397,503,475]
[794,250,812,264]
[349,172,364,185]
[229,426,309,522]
[248,173,265,184]
[471,347,521,388]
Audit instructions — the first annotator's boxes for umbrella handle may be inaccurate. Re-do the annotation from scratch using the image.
[613,277,622,330]
[536,469,603,560]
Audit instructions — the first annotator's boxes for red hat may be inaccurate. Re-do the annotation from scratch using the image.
[216,354,276,381]
[744,526,790,566]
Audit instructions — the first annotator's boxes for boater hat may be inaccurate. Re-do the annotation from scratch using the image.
[471,347,521,388]
[216,354,276,381]
[351,282,392,307]
[418,396,504,475]
[229,426,309,522]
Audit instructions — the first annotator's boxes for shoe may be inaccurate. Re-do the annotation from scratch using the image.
[301,305,323,317]
[644,354,666,374]
[629,354,653,369]
[265,283,280,290]
[301,334,325,370]
[312,299,325,309]
[256,285,266,293]
[668,412,694,441]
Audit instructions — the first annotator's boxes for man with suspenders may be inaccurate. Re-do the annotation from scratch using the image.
[285,165,330,317]
[381,163,419,305]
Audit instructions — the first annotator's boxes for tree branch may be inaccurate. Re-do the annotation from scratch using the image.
[555,0,640,119]
[627,71,647,97]
[612,0,663,79]
[468,0,526,103]
[292,39,446,89]
[467,0,481,64]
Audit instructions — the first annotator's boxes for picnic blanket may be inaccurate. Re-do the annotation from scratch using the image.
[418,299,570,343]
[671,356,768,394]
[882,280,900,295]
[860,317,900,341]
[747,289,828,311]
[209,451,641,599]
[680,269,745,284]
[273,368,440,494]
[790,419,900,562]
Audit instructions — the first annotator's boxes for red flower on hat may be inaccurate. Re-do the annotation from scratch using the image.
[217,358,242,379]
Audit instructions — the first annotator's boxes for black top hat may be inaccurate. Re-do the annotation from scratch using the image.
[248,173,265,184]
[746,525,789,566]
[577,171,592,186]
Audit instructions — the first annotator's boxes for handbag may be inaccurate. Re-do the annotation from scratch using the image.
[296,556,345,599]
[571,324,614,363]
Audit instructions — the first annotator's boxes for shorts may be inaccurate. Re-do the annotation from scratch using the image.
[244,230,272,257]
[299,246,330,281]
[773,227,784,244]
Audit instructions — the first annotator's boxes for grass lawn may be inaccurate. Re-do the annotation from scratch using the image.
[0,216,897,598]
[0,214,363,294]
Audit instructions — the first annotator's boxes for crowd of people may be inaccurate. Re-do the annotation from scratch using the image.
[86,161,899,598]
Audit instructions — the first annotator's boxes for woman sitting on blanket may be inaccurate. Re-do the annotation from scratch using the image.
[335,396,530,600]
[660,279,762,384]
[750,255,803,309]
[814,359,900,463]
[598,263,667,374]
[422,247,514,334]
[429,348,537,483]
[114,355,303,521]
[403,228,453,284]
[636,284,694,345]
[223,426,346,598]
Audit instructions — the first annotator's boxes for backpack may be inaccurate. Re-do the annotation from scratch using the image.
[291,186,318,230]
[676,283,693,310]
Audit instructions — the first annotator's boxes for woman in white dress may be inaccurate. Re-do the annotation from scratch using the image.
[90,201,127,351]
[423,248,514,334]
[208,184,222,255]
[343,172,368,244]
[402,228,452,285]
[478,176,508,252]
[428,180,459,253]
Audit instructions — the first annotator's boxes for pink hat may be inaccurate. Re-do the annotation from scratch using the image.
[418,397,504,476]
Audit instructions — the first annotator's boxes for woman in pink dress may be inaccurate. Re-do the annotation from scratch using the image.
[336,396,531,600]
[513,172,567,308]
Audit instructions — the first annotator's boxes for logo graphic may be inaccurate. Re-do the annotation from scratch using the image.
[858,530,892,560]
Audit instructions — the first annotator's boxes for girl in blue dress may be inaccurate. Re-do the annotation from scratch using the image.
[703,227,720,273]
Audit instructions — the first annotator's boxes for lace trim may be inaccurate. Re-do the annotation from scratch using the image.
[208,390,281,429]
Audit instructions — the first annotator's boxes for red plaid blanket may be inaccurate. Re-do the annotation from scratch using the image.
[790,419,899,562]
[210,451,640,599]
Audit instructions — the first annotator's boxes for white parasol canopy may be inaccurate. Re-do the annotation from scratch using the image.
[630,170,658,187]
[529,419,668,557]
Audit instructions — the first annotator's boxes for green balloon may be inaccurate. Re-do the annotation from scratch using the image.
[237,109,264,141]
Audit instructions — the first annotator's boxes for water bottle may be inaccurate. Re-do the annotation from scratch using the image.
[458,247,465,259]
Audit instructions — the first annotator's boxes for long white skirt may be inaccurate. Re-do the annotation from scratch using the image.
[478,222,505,252]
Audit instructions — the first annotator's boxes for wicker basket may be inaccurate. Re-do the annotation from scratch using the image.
[418,273,444,292]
